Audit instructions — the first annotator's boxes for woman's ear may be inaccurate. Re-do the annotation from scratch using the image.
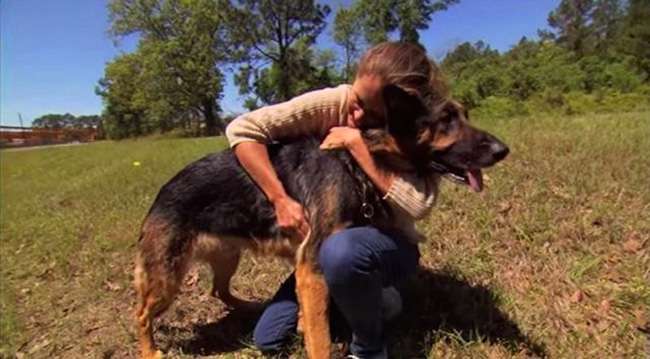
[382,85,427,137]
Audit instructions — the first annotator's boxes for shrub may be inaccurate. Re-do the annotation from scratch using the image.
[471,96,523,119]
[605,62,643,92]
[524,89,568,115]
[599,91,650,112]
[451,79,481,109]
[564,92,599,115]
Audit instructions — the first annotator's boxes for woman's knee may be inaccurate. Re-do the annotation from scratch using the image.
[319,227,382,285]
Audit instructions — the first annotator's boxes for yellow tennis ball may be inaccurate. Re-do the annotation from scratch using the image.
[133,161,141,167]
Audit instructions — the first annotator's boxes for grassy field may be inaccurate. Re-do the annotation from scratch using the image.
[1,112,649,358]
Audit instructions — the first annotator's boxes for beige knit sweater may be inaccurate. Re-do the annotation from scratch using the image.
[225,85,438,242]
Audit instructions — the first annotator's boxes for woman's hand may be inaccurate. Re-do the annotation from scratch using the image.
[320,127,362,150]
[321,127,394,194]
[273,196,310,241]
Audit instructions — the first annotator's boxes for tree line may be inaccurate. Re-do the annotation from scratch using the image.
[91,0,648,139]
[442,0,650,118]
[32,113,102,130]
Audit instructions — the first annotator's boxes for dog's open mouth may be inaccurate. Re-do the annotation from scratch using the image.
[430,162,484,192]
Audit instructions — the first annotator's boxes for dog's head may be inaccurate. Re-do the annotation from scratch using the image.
[365,85,509,192]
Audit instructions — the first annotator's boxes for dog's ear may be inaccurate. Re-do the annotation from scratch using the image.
[383,85,427,137]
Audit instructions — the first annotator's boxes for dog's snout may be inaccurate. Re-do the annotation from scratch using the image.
[490,141,509,161]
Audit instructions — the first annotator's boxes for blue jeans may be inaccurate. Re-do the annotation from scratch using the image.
[253,226,420,358]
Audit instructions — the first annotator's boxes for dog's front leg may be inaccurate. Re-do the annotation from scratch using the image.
[296,261,331,359]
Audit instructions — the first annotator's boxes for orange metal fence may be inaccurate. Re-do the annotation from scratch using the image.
[0,126,98,148]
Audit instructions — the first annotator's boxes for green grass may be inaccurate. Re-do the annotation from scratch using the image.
[1,112,649,358]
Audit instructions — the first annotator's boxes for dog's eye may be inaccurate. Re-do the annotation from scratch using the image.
[437,114,457,133]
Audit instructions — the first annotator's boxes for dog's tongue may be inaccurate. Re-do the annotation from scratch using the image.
[467,169,483,192]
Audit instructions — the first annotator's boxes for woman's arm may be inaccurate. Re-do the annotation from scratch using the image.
[233,142,310,239]
[321,126,436,220]
[225,86,348,239]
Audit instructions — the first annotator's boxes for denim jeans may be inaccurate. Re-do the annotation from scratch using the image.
[253,226,420,358]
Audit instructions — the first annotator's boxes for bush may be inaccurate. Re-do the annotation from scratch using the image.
[563,92,600,115]
[535,90,650,116]
[471,96,524,119]
[444,38,648,118]
[605,62,643,92]
[472,90,650,119]
[524,89,568,115]
[638,84,650,97]
[451,79,481,109]
[598,91,650,112]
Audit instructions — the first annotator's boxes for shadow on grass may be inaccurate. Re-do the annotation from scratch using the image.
[389,267,547,357]
[172,307,262,355]
[164,267,545,357]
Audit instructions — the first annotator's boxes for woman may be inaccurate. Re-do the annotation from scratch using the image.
[225,42,447,358]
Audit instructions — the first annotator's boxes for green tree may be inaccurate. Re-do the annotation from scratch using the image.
[617,0,650,79]
[396,0,459,44]
[348,0,459,46]
[96,53,149,139]
[442,40,498,73]
[32,114,102,134]
[32,114,73,129]
[234,41,341,110]
[443,38,595,106]
[356,0,395,44]
[591,0,624,54]
[107,0,227,135]
[546,0,627,57]
[442,41,502,107]
[441,1,648,115]
[75,115,102,129]
[226,0,331,103]
[548,0,595,56]
[333,7,364,81]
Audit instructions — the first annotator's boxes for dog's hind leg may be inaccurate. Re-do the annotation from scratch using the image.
[134,255,180,359]
[134,220,191,359]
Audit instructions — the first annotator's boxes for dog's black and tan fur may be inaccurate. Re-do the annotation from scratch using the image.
[134,85,509,359]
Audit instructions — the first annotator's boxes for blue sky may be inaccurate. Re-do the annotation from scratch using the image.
[0,0,559,126]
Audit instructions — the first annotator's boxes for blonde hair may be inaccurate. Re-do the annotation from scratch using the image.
[357,42,449,108]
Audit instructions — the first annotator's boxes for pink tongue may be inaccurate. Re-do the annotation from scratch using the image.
[467,169,483,192]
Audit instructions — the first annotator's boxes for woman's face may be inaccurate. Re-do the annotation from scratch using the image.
[349,74,386,128]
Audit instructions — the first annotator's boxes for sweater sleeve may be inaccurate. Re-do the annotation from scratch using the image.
[225,85,350,148]
[383,173,439,220]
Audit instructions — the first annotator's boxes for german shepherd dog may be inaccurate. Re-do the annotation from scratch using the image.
[134,85,509,359]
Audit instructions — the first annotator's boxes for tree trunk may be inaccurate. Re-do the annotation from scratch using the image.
[278,56,292,102]
[202,98,219,136]
[345,46,351,83]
